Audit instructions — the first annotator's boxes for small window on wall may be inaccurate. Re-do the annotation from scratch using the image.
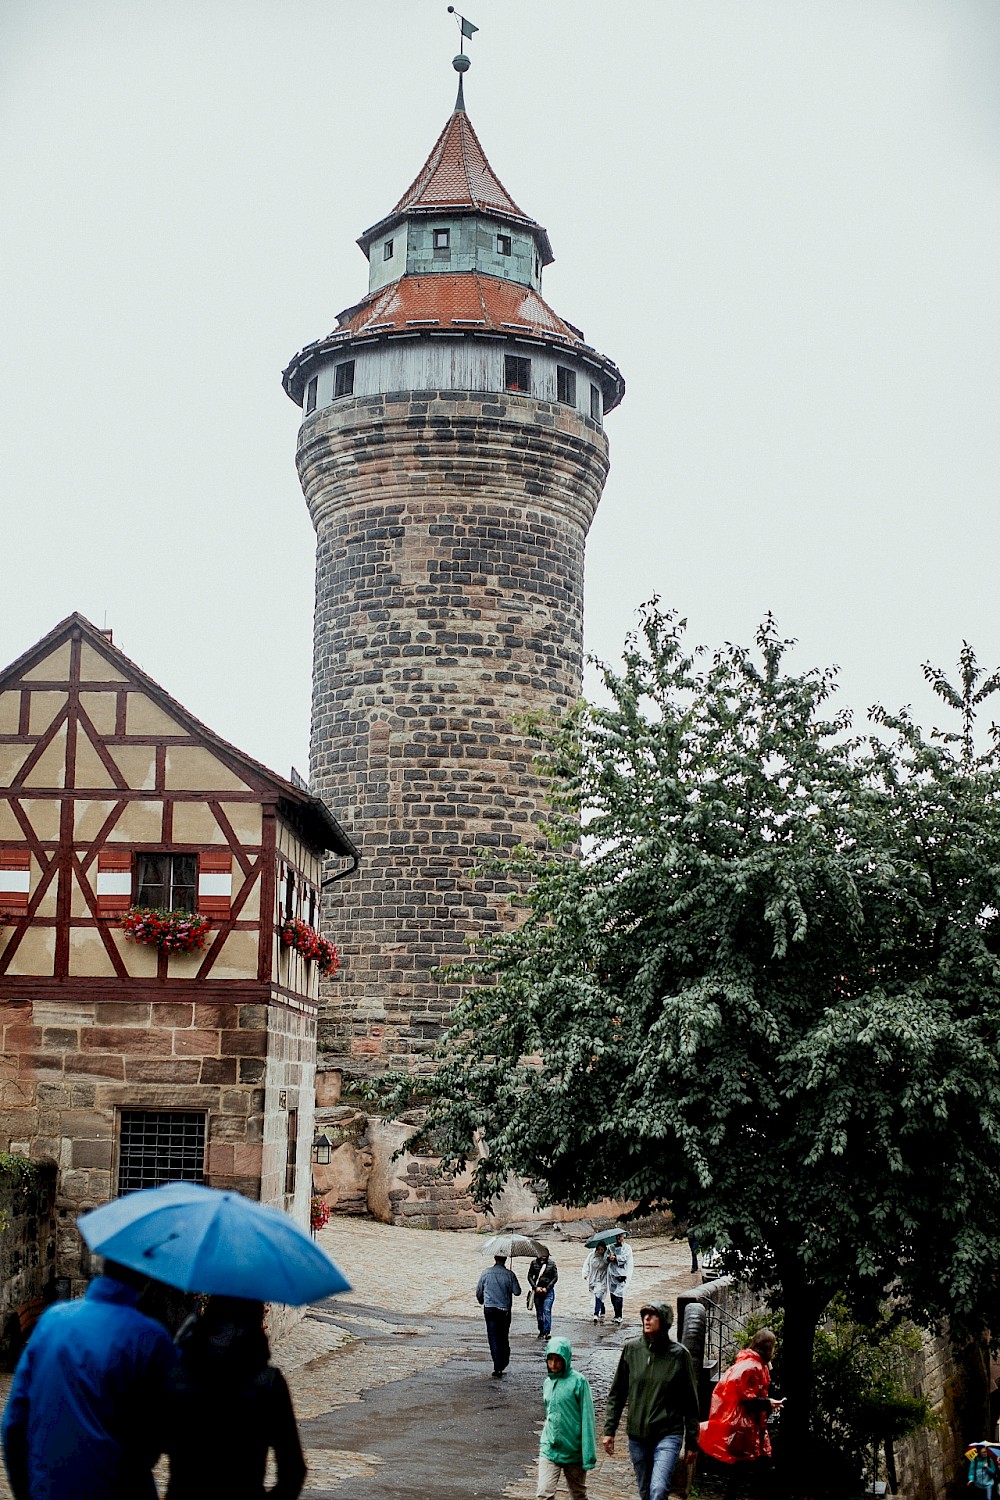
[117,1110,206,1196]
[497,232,512,257]
[505,355,531,393]
[383,238,394,261]
[433,227,450,252]
[285,1108,298,1196]
[136,853,197,913]
[590,382,603,421]
[284,866,296,921]
[557,367,576,406]
[305,377,318,414]
[334,361,355,397]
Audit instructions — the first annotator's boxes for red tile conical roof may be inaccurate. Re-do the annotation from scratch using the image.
[391,109,528,222]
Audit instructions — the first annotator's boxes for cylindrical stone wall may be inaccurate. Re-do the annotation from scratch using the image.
[299,386,610,1072]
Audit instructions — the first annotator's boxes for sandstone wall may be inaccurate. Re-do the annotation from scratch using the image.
[0,994,290,1286]
[299,389,609,1071]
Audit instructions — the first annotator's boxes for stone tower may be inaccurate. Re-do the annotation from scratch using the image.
[282,58,623,1077]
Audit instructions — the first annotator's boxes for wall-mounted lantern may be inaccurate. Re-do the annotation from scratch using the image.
[312,1132,333,1167]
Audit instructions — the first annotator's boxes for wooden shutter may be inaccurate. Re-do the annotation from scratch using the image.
[198,850,232,918]
[96,849,132,916]
[0,849,31,914]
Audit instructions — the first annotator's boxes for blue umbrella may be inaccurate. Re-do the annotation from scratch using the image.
[78,1182,351,1306]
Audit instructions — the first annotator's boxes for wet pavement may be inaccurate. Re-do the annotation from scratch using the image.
[0,1220,698,1499]
[281,1220,697,1499]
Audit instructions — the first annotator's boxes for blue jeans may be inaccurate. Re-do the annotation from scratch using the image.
[628,1434,683,1500]
[535,1286,555,1334]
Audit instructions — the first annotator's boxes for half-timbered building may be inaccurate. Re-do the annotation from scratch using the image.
[0,614,356,1287]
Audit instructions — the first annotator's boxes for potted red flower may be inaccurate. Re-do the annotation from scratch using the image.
[280,917,339,977]
[122,907,211,953]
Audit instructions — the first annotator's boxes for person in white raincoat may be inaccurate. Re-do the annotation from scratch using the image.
[606,1234,633,1325]
[582,1244,610,1323]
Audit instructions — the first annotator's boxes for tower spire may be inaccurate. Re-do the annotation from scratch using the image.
[447,6,477,112]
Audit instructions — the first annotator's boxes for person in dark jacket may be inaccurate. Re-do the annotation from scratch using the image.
[475,1255,522,1377]
[602,1302,700,1500]
[527,1246,559,1339]
[165,1295,305,1500]
[1,1260,177,1500]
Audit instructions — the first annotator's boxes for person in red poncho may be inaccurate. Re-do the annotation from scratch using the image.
[699,1328,784,1491]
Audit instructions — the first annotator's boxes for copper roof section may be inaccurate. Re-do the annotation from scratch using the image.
[358,109,554,266]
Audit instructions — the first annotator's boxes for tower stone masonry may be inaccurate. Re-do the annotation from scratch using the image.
[283,63,624,1076]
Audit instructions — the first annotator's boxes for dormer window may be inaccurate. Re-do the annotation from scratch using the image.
[335,360,355,397]
[505,355,531,394]
[383,239,394,261]
[433,227,450,253]
[497,233,512,257]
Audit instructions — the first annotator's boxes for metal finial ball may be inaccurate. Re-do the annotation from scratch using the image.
[453,52,471,73]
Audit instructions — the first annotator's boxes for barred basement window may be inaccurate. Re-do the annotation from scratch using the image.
[505,355,531,393]
[590,382,603,420]
[497,232,512,256]
[557,366,576,406]
[117,1110,206,1196]
[383,238,394,261]
[433,227,450,251]
[334,361,355,397]
[305,377,317,414]
[135,853,197,912]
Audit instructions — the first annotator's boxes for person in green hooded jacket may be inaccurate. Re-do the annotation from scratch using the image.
[602,1303,699,1500]
[537,1337,597,1500]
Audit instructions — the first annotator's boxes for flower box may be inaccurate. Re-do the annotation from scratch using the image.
[310,1194,331,1233]
[122,907,211,953]
[280,917,339,977]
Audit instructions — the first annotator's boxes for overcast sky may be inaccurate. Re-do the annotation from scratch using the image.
[3,1,1000,785]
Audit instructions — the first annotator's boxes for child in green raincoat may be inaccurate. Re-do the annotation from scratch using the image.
[538,1337,597,1500]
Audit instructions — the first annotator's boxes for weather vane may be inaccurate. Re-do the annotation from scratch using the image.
[447,7,478,110]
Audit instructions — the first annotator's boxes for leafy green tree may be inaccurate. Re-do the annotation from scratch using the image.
[399,607,1000,1476]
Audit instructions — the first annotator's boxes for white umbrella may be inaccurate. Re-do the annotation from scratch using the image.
[480,1231,547,1259]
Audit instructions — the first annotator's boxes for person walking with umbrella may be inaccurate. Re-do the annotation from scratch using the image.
[165,1295,306,1500]
[4,1182,350,1499]
[476,1252,522,1378]
[1,1259,178,1500]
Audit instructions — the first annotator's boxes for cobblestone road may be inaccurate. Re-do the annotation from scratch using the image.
[0,1221,699,1499]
